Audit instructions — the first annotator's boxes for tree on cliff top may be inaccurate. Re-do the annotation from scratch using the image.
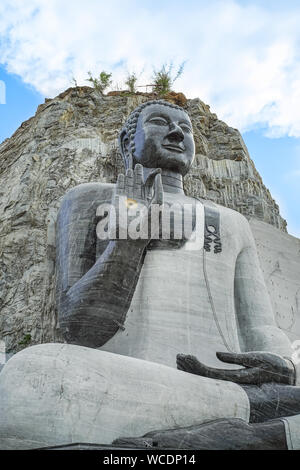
[86,71,112,94]
[152,62,186,95]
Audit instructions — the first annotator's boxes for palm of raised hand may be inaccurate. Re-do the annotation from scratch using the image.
[111,163,163,242]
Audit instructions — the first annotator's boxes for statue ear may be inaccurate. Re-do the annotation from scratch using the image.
[119,129,133,171]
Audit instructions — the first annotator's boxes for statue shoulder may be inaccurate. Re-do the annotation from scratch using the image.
[57,182,115,240]
[202,199,249,225]
[200,199,253,248]
[60,182,115,207]
[56,182,116,297]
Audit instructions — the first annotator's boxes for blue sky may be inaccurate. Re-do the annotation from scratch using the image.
[0,0,299,237]
[0,66,43,141]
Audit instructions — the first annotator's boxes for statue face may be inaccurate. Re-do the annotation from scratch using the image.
[132,104,195,176]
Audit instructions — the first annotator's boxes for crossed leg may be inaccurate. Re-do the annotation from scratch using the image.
[0,343,250,449]
[1,343,299,450]
[113,417,287,450]
[113,382,300,449]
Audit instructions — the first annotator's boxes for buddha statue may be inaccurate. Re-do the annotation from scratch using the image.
[0,100,300,450]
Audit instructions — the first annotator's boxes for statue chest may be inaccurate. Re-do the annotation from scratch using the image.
[101,241,242,369]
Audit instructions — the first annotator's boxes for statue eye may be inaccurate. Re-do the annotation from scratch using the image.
[148,117,168,126]
[180,124,192,133]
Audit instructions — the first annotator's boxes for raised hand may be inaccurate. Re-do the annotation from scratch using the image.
[110,164,163,243]
[176,351,295,386]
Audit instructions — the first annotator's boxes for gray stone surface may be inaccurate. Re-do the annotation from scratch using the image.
[0,87,290,354]
[0,343,249,449]
[283,414,300,450]
[113,418,288,450]
[249,219,300,343]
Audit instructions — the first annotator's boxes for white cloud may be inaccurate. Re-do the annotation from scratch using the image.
[1,0,300,137]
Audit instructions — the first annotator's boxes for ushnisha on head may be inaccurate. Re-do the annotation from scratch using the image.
[119,100,195,178]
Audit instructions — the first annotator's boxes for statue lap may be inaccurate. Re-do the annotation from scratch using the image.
[0,343,249,449]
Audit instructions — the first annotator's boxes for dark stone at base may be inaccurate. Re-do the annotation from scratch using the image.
[113,418,288,450]
[36,443,148,450]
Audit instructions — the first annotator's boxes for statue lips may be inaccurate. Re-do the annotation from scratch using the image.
[162,143,185,153]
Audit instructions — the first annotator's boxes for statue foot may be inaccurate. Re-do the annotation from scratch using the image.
[112,418,287,450]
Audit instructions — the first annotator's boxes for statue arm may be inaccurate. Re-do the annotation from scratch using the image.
[57,166,163,349]
[56,182,147,348]
[234,214,300,384]
[59,239,146,348]
[177,214,297,385]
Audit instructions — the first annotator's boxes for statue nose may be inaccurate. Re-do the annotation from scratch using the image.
[166,123,184,143]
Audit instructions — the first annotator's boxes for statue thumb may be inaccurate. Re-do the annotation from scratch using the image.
[144,168,162,188]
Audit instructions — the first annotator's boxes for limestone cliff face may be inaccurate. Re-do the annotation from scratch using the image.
[0,87,294,353]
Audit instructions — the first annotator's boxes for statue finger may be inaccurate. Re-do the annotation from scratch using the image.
[144,168,162,190]
[200,366,262,384]
[176,353,264,384]
[206,367,266,385]
[177,358,193,372]
[116,173,125,195]
[213,367,263,384]
[125,168,134,198]
[216,351,262,368]
[176,354,195,371]
[134,163,144,184]
[176,354,213,376]
[152,173,163,206]
[133,164,143,198]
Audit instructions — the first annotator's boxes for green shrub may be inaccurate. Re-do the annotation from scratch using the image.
[86,71,112,94]
[125,72,138,93]
[18,334,31,347]
[152,62,186,95]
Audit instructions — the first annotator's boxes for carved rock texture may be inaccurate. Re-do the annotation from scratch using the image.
[0,87,292,353]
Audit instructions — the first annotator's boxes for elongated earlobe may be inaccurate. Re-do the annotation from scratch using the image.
[119,130,133,170]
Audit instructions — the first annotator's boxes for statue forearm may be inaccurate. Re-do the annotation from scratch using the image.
[57,165,163,348]
[59,240,147,347]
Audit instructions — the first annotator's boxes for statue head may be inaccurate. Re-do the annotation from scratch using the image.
[119,100,195,177]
